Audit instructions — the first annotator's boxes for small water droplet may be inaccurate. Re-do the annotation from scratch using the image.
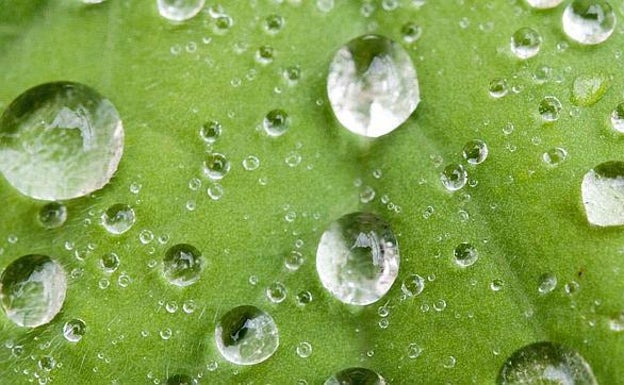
[401,273,425,297]
[162,244,204,287]
[264,14,284,34]
[562,0,616,45]
[610,102,624,133]
[525,0,564,9]
[242,155,260,171]
[441,164,468,191]
[38,202,68,229]
[159,328,172,340]
[283,65,301,85]
[316,0,335,13]
[564,281,580,295]
[285,250,304,271]
[157,0,205,22]
[433,299,447,311]
[296,341,313,358]
[203,153,230,180]
[63,319,86,342]
[265,282,287,303]
[296,290,313,305]
[510,27,542,59]
[324,368,386,385]
[38,355,56,371]
[454,242,479,267]
[255,45,275,64]
[489,78,509,98]
[99,252,120,273]
[407,343,423,359]
[165,374,197,385]
[101,203,136,235]
[165,300,179,313]
[490,279,504,291]
[581,161,624,226]
[182,300,197,314]
[263,109,290,137]
[538,96,562,122]
[139,229,155,244]
[401,22,422,43]
[200,121,222,144]
[462,139,488,165]
[207,183,224,200]
[542,147,568,167]
[538,272,557,294]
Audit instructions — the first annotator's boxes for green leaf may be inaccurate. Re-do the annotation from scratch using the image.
[1,1,623,383]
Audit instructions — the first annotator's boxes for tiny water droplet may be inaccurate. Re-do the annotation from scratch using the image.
[296,341,313,358]
[490,279,504,291]
[565,281,580,295]
[284,250,304,271]
[538,273,557,294]
[165,374,197,385]
[264,14,284,34]
[163,244,204,287]
[139,229,155,244]
[571,73,611,106]
[462,139,488,165]
[316,0,335,13]
[263,109,290,137]
[160,328,172,340]
[296,290,313,305]
[441,164,468,191]
[454,242,479,267]
[510,27,542,59]
[401,22,422,43]
[582,161,624,226]
[562,0,616,45]
[407,343,423,359]
[101,204,135,235]
[38,202,67,229]
[63,319,86,342]
[265,282,287,303]
[157,0,205,22]
[242,155,260,171]
[207,183,224,200]
[256,45,275,64]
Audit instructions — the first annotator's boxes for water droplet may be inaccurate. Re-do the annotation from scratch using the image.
[264,14,284,34]
[117,272,131,287]
[441,164,468,191]
[165,300,179,313]
[296,290,313,305]
[157,0,205,22]
[608,312,624,332]
[454,242,479,267]
[0,255,66,327]
[166,374,197,385]
[38,355,56,371]
[324,368,386,385]
[285,151,302,167]
[538,273,557,294]
[63,318,86,342]
[296,341,313,358]
[360,185,376,203]
[265,282,287,303]
[207,183,224,200]
[160,328,172,340]
[200,121,222,144]
[542,147,568,167]
[489,79,509,99]
[242,155,260,171]
[401,22,422,43]
[316,0,335,13]
[462,139,488,165]
[316,212,399,305]
[283,65,301,85]
[162,244,204,287]
[327,34,420,138]
[401,273,425,297]
[525,0,564,9]
[565,280,580,295]
[99,252,120,273]
[433,299,447,311]
[510,27,542,59]
[610,102,624,133]
[98,278,110,289]
[0,82,124,200]
[581,161,624,226]
[571,73,611,106]
[562,0,616,45]
[407,343,423,359]
[38,202,67,229]
[497,341,597,384]
[538,96,562,122]
[215,305,279,365]
[139,229,154,244]
[101,203,135,235]
[202,153,230,180]
[263,109,290,137]
[490,279,504,291]
[285,250,304,271]
[182,300,197,314]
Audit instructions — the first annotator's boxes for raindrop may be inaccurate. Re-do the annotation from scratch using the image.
[581,161,624,226]
[538,273,557,294]
[263,109,290,137]
[525,0,564,9]
[538,96,562,122]
[162,244,204,287]
[63,318,86,343]
[565,281,580,295]
[296,341,313,358]
[0,82,123,200]
[490,279,504,291]
[242,155,260,171]
[264,14,284,34]
[324,368,386,385]
[200,121,222,144]
[38,202,67,229]
[265,282,287,303]
[166,374,197,385]
[401,22,422,43]
[284,250,304,271]
[99,252,120,273]
[610,103,624,133]
[207,183,224,200]
[182,300,197,314]
[542,147,568,167]
[160,328,172,340]
[454,242,479,267]
[316,212,399,305]
[215,305,279,365]
[202,153,230,180]
[489,79,509,98]
[0,255,66,327]
[101,203,135,235]
[441,164,468,191]
[510,27,542,59]
[283,65,301,85]
[407,343,423,359]
[296,291,313,305]
[571,73,611,107]
[256,45,275,64]
[38,355,56,371]
[139,229,154,244]
[401,273,425,297]
[165,301,178,313]
[462,139,488,165]
[157,0,206,22]
[562,0,616,45]
[327,34,420,138]
[497,341,597,384]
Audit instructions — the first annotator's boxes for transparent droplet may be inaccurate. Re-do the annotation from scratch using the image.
[327,34,420,138]
[324,367,386,385]
[101,203,135,235]
[283,65,301,85]
[182,300,197,314]
[215,305,279,365]
[200,121,222,144]
[202,153,230,180]
[263,109,290,137]
[581,161,624,226]
[441,164,468,191]
[38,202,67,229]
[207,183,224,200]
[490,279,504,291]
[316,0,334,13]
[610,102,624,133]
[489,79,509,98]
[565,281,580,295]
[285,250,304,271]
[265,282,287,303]
[454,242,478,267]
[0,255,66,327]
[562,0,616,45]
[162,244,204,287]
[497,341,597,384]
[99,252,120,273]
[525,0,564,9]
[401,22,422,43]
[571,73,611,107]
[462,139,488,165]
[510,27,542,59]
[264,14,284,34]
[538,96,562,122]
[542,147,568,166]
[139,229,155,244]
[296,290,313,305]
[166,374,197,385]
[407,343,423,359]
[401,273,425,297]
[157,0,206,22]
[63,319,86,342]
[316,212,399,305]
[538,273,557,294]
[38,355,56,371]
[242,155,260,171]
[0,82,124,200]
[256,45,275,64]
[296,341,313,358]
[160,328,172,340]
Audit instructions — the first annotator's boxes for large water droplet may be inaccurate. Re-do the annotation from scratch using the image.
[0,255,67,327]
[497,341,597,384]
[571,73,611,106]
[441,164,468,191]
[525,0,564,9]
[38,202,67,229]
[157,0,206,22]
[101,203,135,235]
[316,212,399,305]
[63,318,86,342]
[581,161,624,226]
[510,27,542,59]
[215,305,279,365]
[610,102,624,133]
[324,368,386,385]
[162,244,204,286]
[327,34,420,138]
[562,0,616,45]
[0,82,124,200]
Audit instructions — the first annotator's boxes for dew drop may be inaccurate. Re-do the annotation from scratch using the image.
[202,153,230,180]
[166,374,197,385]
[285,250,304,271]
[571,73,611,106]
[324,368,386,385]
[283,65,301,85]
[99,252,120,273]
[160,328,172,340]
[316,212,399,305]
[215,305,279,365]
[327,34,420,138]
[263,109,290,137]
[538,273,557,294]
[157,0,205,22]
[538,96,562,122]
[490,279,504,291]
[401,22,422,43]
[401,273,425,297]
[316,0,335,13]
[101,203,135,235]
[296,341,313,358]
[510,27,542,59]
[497,341,597,384]
[454,242,479,267]
[562,0,616,45]
[542,147,568,167]
[38,202,67,229]
[0,255,66,328]
[407,343,423,359]
[265,282,287,303]
[296,290,313,305]
[242,155,260,171]
[264,14,284,34]
[581,161,624,226]
[207,183,224,200]
[462,139,488,165]
[182,300,197,314]
[38,355,56,371]
[200,121,222,144]
[489,79,509,98]
[441,164,468,191]
[0,82,123,200]
[139,229,154,244]
[525,0,564,9]
[63,319,86,343]
[610,103,624,133]
[162,244,204,287]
